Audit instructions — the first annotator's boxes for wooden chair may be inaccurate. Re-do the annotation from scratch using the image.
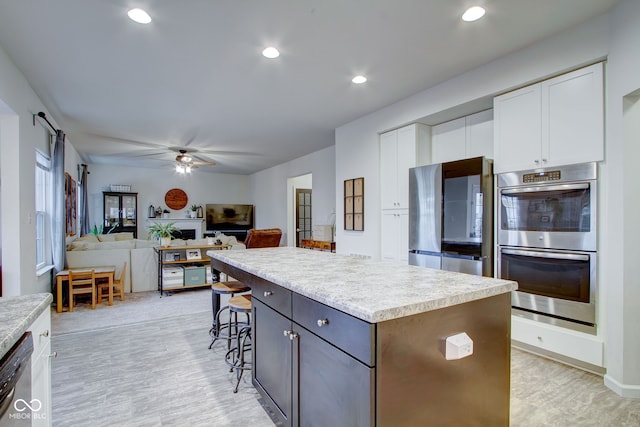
[68,269,96,311]
[97,262,126,304]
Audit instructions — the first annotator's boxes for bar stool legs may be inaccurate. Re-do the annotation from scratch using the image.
[224,294,252,393]
[225,325,252,393]
[208,281,250,349]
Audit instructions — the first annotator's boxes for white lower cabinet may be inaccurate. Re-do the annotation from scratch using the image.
[511,316,604,368]
[381,210,408,262]
[28,309,52,427]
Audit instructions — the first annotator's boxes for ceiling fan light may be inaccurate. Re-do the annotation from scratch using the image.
[176,164,184,174]
[182,155,192,163]
[185,165,192,174]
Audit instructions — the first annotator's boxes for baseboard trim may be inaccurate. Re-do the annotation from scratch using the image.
[604,374,640,398]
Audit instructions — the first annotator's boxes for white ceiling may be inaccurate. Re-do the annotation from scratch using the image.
[0,0,618,174]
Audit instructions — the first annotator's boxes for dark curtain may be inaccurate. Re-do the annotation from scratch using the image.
[51,130,66,273]
[79,164,90,235]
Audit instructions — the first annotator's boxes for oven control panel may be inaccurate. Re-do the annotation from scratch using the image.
[522,170,561,183]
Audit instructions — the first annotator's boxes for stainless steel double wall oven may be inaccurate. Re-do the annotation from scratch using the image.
[497,162,597,333]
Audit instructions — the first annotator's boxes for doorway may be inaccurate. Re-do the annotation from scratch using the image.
[296,188,312,247]
[286,173,312,247]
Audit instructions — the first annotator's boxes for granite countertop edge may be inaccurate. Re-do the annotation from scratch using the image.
[208,248,517,323]
[0,293,53,360]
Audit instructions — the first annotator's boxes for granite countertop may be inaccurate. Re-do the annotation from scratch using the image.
[208,247,517,323]
[0,293,52,360]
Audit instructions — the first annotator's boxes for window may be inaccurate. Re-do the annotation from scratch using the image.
[35,150,51,270]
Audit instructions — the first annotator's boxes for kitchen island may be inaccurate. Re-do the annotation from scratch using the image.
[208,247,517,427]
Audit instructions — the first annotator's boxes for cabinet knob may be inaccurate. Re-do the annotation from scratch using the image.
[40,330,49,338]
[263,291,273,297]
[542,158,548,163]
[289,332,299,341]
[317,319,329,327]
[49,352,58,359]
[534,159,540,164]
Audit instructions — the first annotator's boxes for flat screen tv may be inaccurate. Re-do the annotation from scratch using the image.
[205,204,254,237]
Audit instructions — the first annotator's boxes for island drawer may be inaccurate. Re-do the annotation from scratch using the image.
[293,293,375,367]
[250,278,292,318]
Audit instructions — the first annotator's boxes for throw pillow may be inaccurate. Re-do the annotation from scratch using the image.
[114,232,134,241]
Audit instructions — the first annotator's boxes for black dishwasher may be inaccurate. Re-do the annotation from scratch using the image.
[0,332,33,426]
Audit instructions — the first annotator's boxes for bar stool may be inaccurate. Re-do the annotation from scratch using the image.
[209,281,251,349]
[225,294,252,393]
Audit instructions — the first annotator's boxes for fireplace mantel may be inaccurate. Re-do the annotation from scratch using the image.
[146,218,205,238]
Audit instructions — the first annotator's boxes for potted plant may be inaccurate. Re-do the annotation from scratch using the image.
[148,222,178,247]
[189,204,198,218]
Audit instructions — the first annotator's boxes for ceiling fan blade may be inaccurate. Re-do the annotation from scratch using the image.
[192,161,217,166]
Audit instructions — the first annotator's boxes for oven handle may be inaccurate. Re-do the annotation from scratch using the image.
[500,183,589,194]
[500,248,590,261]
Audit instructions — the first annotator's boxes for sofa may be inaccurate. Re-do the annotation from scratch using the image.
[66,233,245,292]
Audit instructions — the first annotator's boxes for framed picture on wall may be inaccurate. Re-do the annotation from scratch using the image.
[65,172,77,236]
[344,177,364,231]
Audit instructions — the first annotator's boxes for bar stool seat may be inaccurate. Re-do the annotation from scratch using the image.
[209,281,251,349]
[225,294,252,393]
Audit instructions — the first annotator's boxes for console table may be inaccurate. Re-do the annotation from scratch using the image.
[300,239,335,252]
[155,244,228,295]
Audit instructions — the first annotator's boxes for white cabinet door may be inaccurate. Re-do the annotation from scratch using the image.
[380,131,399,210]
[432,117,466,164]
[542,62,604,167]
[398,210,409,262]
[28,309,52,426]
[381,210,408,262]
[381,210,400,260]
[494,84,542,173]
[432,111,493,164]
[466,109,494,159]
[494,63,604,174]
[396,126,417,210]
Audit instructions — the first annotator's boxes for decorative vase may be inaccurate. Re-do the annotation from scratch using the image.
[162,213,169,219]
[207,236,215,245]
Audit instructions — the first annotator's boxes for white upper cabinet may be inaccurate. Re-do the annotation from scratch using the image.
[432,110,493,164]
[380,123,431,210]
[494,62,604,174]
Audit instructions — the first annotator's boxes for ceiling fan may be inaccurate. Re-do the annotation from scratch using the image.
[174,149,216,174]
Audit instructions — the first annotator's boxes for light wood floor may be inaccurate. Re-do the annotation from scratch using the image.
[51,289,640,426]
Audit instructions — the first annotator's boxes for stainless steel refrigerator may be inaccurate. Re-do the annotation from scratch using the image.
[409,157,493,277]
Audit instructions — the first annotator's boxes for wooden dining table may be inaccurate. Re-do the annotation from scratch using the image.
[56,265,116,313]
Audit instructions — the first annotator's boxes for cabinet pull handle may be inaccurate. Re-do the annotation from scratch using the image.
[264,291,273,297]
[542,158,548,163]
[283,330,292,337]
[40,330,49,338]
[534,159,540,164]
[317,319,329,327]
[289,332,299,341]
[49,352,58,359]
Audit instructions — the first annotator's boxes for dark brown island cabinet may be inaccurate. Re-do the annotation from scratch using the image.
[211,250,515,427]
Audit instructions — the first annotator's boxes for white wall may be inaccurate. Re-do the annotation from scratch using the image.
[86,164,250,239]
[602,0,640,397]
[0,43,81,295]
[250,145,335,245]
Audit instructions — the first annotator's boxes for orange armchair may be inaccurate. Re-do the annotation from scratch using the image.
[243,228,282,248]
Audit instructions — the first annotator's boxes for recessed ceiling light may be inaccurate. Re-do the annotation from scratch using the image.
[128,8,152,24]
[262,47,280,59]
[352,75,367,84]
[462,6,485,22]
